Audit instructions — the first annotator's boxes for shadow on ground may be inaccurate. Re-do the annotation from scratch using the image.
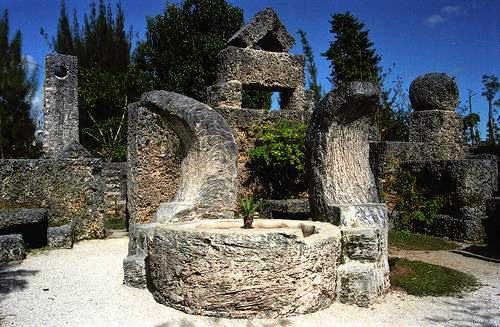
[425,297,500,326]
[0,262,38,302]
[155,317,293,327]
[460,245,500,261]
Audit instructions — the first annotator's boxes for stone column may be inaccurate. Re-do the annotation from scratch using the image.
[408,73,465,159]
[42,54,79,158]
[305,82,390,306]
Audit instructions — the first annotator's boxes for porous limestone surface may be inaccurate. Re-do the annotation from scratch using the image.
[139,91,238,223]
[47,224,73,249]
[147,219,342,319]
[1,238,499,327]
[306,82,381,220]
[0,234,26,262]
[409,72,459,111]
[227,8,295,52]
[42,54,79,158]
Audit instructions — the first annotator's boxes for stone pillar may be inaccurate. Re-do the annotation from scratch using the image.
[42,54,79,158]
[305,82,389,306]
[408,73,465,159]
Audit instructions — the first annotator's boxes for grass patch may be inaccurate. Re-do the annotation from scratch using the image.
[389,258,479,296]
[389,230,460,251]
[104,217,126,230]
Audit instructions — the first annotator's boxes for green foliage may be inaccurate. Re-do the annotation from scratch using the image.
[377,71,410,141]
[82,111,127,162]
[322,11,381,86]
[239,197,261,229]
[241,89,272,110]
[298,30,322,104]
[462,113,481,145]
[134,0,243,102]
[105,216,126,230]
[389,258,479,296]
[239,197,262,218]
[0,9,39,158]
[388,230,460,251]
[248,120,307,198]
[385,168,444,231]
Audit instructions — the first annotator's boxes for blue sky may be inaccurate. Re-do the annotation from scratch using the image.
[2,0,499,137]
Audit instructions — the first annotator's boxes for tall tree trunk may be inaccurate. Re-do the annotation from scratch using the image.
[488,100,495,144]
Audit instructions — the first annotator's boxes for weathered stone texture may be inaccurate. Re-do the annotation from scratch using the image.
[216,46,305,110]
[337,262,387,307]
[102,162,127,220]
[0,234,26,262]
[0,159,105,241]
[305,82,389,306]
[127,103,181,224]
[0,208,48,248]
[306,82,381,220]
[47,224,73,249]
[403,158,498,242]
[261,199,310,220]
[206,80,242,108]
[227,8,295,52]
[140,91,237,223]
[125,92,238,288]
[146,219,341,318]
[409,72,459,111]
[42,54,79,158]
[409,110,465,159]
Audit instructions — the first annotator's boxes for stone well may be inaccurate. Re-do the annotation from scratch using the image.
[146,219,341,319]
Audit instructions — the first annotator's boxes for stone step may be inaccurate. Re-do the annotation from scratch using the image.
[106,229,128,239]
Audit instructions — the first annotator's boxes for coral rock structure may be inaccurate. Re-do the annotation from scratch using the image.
[42,54,79,158]
[306,82,390,306]
[371,73,498,242]
[124,91,238,287]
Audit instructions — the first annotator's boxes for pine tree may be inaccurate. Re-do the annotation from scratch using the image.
[298,30,322,104]
[53,0,73,54]
[322,12,381,86]
[52,1,145,161]
[0,9,38,158]
[481,74,499,145]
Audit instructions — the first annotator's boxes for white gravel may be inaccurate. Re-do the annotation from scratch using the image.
[1,238,499,327]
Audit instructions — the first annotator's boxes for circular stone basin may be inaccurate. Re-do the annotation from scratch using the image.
[146,219,342,319]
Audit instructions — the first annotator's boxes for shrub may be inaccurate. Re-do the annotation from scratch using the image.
[384,168,444,231]
[248,120,307,198]
[239,197,262,229]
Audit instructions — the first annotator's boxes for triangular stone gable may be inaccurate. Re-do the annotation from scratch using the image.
[227,8,295,52]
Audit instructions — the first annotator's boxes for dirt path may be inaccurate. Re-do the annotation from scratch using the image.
[0,238,498,327]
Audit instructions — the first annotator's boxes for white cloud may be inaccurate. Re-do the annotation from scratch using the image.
[441,5,462,15]
[425,5,463,27]
[425,14,446,26]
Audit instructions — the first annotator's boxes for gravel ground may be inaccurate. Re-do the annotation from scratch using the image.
[0,238,499,327]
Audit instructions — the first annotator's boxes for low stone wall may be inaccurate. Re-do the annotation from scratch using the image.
[102,162,127,220]
[0,159,105,241]
[128,104,310,224]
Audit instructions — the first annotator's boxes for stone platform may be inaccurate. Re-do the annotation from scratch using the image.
[146,219,342,318]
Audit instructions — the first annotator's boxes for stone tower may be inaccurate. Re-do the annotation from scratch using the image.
[42,54,79,158]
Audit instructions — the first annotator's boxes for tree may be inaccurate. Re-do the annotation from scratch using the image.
[481,74,499,145]
[52,0,149,161]
[0,9,39,158]
[133,0,243,103]
[298,30,322,104]
[322,12,381,86]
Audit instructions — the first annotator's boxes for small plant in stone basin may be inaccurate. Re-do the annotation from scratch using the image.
[240,197,262,229]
